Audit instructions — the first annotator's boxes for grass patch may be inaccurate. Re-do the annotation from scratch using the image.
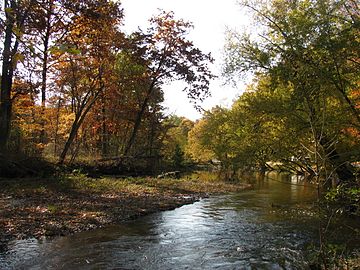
[1,171,248,198]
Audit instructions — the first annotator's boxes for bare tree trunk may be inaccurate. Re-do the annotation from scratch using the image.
[58,64,105,164]
[0,0,34,155]
[70,133,83,164]
[40,12,51,144]
[0,0,16,155]
[58,90,102,164]
[59,115,81,164]
[123,95,150,156]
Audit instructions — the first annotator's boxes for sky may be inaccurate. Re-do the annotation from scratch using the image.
[120,0,250,120]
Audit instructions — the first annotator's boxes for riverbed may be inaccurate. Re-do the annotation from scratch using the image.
[0,172,358,269]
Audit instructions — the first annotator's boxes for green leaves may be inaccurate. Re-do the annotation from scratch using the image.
[221,0,359,178]
[49,44,81,55]
[325,184,360,216]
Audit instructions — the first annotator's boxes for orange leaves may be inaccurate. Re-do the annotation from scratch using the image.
[349,88,360,109]
[344,127,360,141]
[2,1,213,163]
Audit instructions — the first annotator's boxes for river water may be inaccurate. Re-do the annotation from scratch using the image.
[0,173,358,269]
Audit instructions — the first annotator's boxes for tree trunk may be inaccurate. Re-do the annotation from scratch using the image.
[40,16,51,144]
[101,96,108,157]
[123,95,150,156]
[0,1,16,155]
[58,92,102,164]
[0,0,33,155]
[319,137,354,182]
[123,81,155,156]
[59,115,81,164]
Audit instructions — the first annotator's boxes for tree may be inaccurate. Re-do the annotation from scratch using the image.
[161,115,194,162]
[223,0,359,182]
[55,0,124,164]
[83,48,167,159]
[25,0,70,144]
[172,143,184,168]
[187,107,232,167]
[0,0,36,155]
[123,11,215,155]
[186,118,215,163]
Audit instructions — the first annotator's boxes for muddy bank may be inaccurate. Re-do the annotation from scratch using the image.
[0,173,249,249]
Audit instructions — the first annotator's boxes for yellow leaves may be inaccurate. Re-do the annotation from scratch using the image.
[186,119,216,162]
[54,112,75,139]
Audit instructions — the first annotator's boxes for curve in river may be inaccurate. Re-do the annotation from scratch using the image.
[0,173,358,269]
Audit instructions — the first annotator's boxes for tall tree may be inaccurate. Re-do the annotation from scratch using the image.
[123,11,215,155]
[26,0,70,144]
[55,0,124,164]
[223,0,359,182]
[0,0,36,155]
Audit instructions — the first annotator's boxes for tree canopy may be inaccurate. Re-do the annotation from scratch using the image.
[0,1,214,171]
[188,0,360,184]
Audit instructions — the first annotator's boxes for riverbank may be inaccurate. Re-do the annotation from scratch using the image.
[0,171,250,248]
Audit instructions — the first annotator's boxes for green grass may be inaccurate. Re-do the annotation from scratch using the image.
[0,171,248,197]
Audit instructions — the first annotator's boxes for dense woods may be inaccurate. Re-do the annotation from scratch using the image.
[1,0,359,192]
[0,0,213,174]
[188,0,359,189]
[1,0,358,190]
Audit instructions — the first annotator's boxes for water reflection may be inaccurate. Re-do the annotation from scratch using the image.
[0,173,346,269]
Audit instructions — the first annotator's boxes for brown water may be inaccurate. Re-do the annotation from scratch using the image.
[0,173,358,269]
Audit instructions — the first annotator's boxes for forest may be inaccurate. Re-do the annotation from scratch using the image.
[187,0,360,211]
[0,0,359,268]
[1,0,358,182]
[0,0,214,176]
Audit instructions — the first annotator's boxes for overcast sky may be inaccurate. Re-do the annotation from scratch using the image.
[120,0,249,120]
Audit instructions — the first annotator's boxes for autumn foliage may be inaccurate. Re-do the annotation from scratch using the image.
[0,1,214,173]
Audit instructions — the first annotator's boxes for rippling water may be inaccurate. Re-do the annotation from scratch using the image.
[1,172,357,269]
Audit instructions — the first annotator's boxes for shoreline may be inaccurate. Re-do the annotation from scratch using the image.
[0,192,202,248]
[0,173,250,249]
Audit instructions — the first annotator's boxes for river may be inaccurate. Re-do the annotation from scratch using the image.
[0,172,358,269]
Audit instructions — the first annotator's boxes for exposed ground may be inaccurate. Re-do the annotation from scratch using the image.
[0,171,250,249]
